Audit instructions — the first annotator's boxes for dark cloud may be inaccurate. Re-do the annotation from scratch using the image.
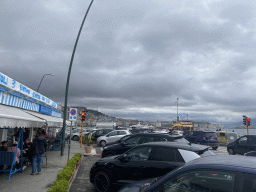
[1,0,256,123]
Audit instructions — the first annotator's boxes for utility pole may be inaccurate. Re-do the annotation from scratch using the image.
[175,98,179,122]
[61,0,94,156]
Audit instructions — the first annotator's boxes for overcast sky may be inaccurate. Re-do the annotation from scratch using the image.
[1,0,256,124]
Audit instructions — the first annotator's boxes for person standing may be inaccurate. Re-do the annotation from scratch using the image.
[31,131,47,175]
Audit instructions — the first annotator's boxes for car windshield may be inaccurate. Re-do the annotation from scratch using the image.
[120,135,132,141]
[205,132,217,137]
[174,137,189,143]
[178,149,200,163]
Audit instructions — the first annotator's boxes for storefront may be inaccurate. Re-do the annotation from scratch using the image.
[0,72,71,141]
[0,72,70,179]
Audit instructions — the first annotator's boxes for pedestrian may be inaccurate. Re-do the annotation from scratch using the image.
[31,131,47,175]
[41,129,50,140]
[23,138,33,165]
[7,141,21,169]
[0,141,8,151]
[0,141,9,170]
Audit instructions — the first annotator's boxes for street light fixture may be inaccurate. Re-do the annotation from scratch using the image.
[37,73,54,92]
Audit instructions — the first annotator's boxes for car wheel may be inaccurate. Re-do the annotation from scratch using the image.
[94,171,112,192]
[212,146,218,150]
[72,135,79,141]
[100,140,106,147]
[228,148,235,155]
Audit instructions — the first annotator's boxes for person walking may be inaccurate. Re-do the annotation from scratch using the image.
[31,131,47,175]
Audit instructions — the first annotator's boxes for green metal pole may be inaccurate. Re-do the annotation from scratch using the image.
[61,0,94,156]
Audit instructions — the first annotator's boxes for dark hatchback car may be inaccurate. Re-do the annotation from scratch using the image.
[90,142,213,192]
[102,133,190,157]
[227,135,256,155]
[184,130,219,150]
[119,155,256,192]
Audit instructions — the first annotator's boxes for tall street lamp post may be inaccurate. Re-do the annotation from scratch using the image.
[175,98,179,122]
[37,73,54,92]
[61,0,94,156]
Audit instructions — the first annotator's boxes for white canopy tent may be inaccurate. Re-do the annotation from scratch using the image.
[0,104,45,128]
[22,110,70,127]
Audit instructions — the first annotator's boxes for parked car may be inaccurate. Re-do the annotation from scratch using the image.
[244,151,256,156]
[90,142,213,192]
[97,130,131,147]
[84,129,114,141]
[102,133,190,158]
[130,129,153,134]
[227,135,256,155]
[65,127,92,141]
[119,155,256,192]
[171,130,183,136]
[184,130,219,150]
[218,131,240,144]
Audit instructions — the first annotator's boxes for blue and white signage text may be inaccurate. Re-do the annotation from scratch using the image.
[0,72,57,109]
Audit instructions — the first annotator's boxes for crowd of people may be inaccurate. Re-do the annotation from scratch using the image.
[0,128,49,175]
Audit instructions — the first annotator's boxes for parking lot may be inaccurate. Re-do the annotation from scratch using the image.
[69,145,229,192]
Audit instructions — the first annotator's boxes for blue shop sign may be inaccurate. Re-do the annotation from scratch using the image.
[39,105,52,115]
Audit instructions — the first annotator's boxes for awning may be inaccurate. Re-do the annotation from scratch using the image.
[0,104,45,128]
[23,110,70,127]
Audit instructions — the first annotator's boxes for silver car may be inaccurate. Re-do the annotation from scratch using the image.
[97,130,131,147]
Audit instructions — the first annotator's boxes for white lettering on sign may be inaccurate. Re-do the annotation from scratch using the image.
[0,71,58,109]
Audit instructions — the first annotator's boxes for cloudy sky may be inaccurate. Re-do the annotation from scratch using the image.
[1,0,256,124]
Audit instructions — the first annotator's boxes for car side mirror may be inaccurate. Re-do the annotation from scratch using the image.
[118,154,129,162]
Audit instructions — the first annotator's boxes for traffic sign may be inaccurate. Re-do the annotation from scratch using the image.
[69,108,77,121]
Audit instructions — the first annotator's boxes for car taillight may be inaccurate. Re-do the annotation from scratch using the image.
[203,137,206,140]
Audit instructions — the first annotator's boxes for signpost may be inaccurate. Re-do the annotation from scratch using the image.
[68,108,77,160]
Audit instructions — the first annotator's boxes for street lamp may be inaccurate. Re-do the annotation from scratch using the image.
[61,0,94,156]
[175,98,179,122]
[37,73,54,92]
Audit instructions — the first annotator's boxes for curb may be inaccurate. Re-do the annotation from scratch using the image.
[84,153,101,156]
[67,156,83,192]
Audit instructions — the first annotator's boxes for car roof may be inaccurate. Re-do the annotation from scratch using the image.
[184,155,256,170]
[138,141,209,151]
[130,133,182,137]
[189,130,216,133]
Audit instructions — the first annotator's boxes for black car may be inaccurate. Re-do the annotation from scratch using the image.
[84,129,114,141]
[227,135,256,155]
[184,130,219,150]
[102,133,190,158]
[244,151,256,156]
[119,155,256,192]
[90,142,213,192]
